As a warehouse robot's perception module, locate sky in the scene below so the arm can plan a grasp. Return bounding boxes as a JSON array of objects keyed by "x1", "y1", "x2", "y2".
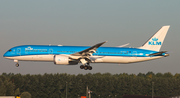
[{"x1": 0, "y1": 0, "x2": 180, "y2": 75}]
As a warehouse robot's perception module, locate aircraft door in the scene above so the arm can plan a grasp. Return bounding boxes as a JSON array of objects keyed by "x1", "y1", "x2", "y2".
[
  {"x1": 133, "y1": 51, "x2": 137, "y2": 57},
  {"x1": 49, "y1": 49, "x2": 53, "y2": 54},
  {"x1": 17, "y1": 48, "x2": 21, "y2": 55}
]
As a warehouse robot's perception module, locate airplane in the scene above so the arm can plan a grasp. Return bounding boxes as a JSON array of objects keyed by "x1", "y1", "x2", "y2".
[{"x1": 3, "y1": 25, "x2": 170, "y2": 70}]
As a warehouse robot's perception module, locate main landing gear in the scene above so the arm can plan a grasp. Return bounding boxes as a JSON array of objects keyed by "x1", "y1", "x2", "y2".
[
  {"x1": 80, "y1": 64, "x2": 92, "y2": 70},
  {"x1": 79, "y1": 59, "x2": 92, "y2": 70}
]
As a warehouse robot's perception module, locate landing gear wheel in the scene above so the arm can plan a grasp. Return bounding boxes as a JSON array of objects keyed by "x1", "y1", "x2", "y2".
[
  {"x1": 84, "y1": 66, "x2": 88, "y2": 70},
  {"x1": 15, "y1": 63, "x2": 19, "y2": 67},
  {"x1": 88, "y1": 66, "x2": 92, "y2": 70},
  {"x1": 80, "y1": 65, "x2": 84, "y2": 69}
]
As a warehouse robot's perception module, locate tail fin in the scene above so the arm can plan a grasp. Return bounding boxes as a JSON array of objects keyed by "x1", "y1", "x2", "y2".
[{"x1": 139, "y1": 25, "x2": 170, "y2": 51}]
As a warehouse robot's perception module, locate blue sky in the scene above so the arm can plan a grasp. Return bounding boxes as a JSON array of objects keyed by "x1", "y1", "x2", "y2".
[{"x1": 0, "y1": 0, "x2": 180, "y2": 75}]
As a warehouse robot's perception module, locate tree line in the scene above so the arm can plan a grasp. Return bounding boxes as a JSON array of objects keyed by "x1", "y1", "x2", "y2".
[{"x1": 0, "y1": 72, "x2": 180, "y2": 98}]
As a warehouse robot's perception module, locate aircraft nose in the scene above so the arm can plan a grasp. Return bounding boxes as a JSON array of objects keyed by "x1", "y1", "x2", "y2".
[
  {"x1": 3, "y1": 50, "x2": 11, "y2": 57},
  {"x1": 3, "y1": 52, "x2": 8, "y2": 57}
]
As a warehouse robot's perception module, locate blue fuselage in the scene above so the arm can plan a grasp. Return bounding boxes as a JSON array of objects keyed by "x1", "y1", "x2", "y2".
[{"x1": 3, "y1": 45, "x2": 158, "y2": 57}]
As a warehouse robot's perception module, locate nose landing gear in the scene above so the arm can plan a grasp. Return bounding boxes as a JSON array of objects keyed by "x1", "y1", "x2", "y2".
[
  {"x1": 15, "y1": 63, "x2": 19, "y2": 67},
  {"x1": 14, "y1": 60, "x2": 19, "y2": 67}
]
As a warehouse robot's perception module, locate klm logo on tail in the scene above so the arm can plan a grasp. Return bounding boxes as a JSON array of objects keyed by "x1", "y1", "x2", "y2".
[{"x1": 148, "y1": 37, "x2": 161, "y2": 45}]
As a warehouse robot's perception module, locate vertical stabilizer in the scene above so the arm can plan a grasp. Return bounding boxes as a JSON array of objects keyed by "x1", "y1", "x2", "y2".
[{"x1": 140, "y1": 26, "x2": 170, "y2": 51}]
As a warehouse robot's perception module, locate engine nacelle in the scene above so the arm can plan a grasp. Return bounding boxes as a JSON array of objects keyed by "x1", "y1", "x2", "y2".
[{"x1": 54, "y1": 55, "x2": 78, "y2": 65}]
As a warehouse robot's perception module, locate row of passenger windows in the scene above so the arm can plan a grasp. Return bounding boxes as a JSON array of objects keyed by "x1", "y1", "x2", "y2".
[
  {"x1": 25, "y1": 50, "x2": 47, "y2": 52},
  {"x1": 99, "y1": 51, "x2": 131, "y2": 54},
  {"x1": 57, "y1": 51, "x2": 77, "y2": 53},
  {"x1": 57, "y1": 51, "x2": 133, "y2": 54},
  {"x1": 25, "y1": 50, "x2": 136, "y2": 55},
  {"x1": 25, "y1": 50, "x2": 77, "y2": 53}
]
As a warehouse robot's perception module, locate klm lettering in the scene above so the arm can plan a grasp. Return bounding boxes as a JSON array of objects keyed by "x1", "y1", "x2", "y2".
[{"x1": 148, "y1": 41, "x2": 161, "y2": 45}]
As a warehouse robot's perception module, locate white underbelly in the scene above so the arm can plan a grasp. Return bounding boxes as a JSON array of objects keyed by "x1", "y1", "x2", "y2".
[
  {"x1": 93, "y1": 56, "x2": 164, "y2": 64},
  {"x1": 5, "y1": 55, "x2": 164, "y2": 64},
  {"x1": 5, "y1": 55, "x2": 54, "y2": 61}
]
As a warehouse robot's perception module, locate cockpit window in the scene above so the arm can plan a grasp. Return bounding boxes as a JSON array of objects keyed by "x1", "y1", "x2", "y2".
[{"x1": 8, "y1": 50, "x2": 12, "y2": 52}]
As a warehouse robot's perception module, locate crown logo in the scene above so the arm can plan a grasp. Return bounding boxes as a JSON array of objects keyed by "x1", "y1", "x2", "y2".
[
  {"x1": 25, "y1": 47, "x2": 33, "y2": 50},
  {"x1": 152, "y1": 37, "x2": 158, "y2": 41}
]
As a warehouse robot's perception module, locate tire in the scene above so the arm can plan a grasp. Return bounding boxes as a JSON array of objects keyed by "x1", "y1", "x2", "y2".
[
  {"x1": 88, "y1": 66, "x2": 92, "y2": 70},
  {"x1": 84, "y1": 66, "x2": 88, "y2": 70},
  {"x1": 15, "y1": 63, "x2": 19, "y2": 67},
  {"x1": 80, "y1": 65, "x2": 84, "y2": 69}
]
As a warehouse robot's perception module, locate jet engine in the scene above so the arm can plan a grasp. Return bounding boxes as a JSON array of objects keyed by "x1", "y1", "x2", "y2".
[{"x1": 54, "y1": 55, "x2": 78, "y2": 65}]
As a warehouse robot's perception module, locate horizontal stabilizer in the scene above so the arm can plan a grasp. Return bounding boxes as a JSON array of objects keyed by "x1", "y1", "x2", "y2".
[{"x1": 149, "y1": 51, "x2": 168, "y2": 56}]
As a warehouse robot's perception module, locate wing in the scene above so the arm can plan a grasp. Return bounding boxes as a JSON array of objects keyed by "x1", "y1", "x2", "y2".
[{"x1": 71, "y1": 41, "x2": 107, "y2": 56}]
